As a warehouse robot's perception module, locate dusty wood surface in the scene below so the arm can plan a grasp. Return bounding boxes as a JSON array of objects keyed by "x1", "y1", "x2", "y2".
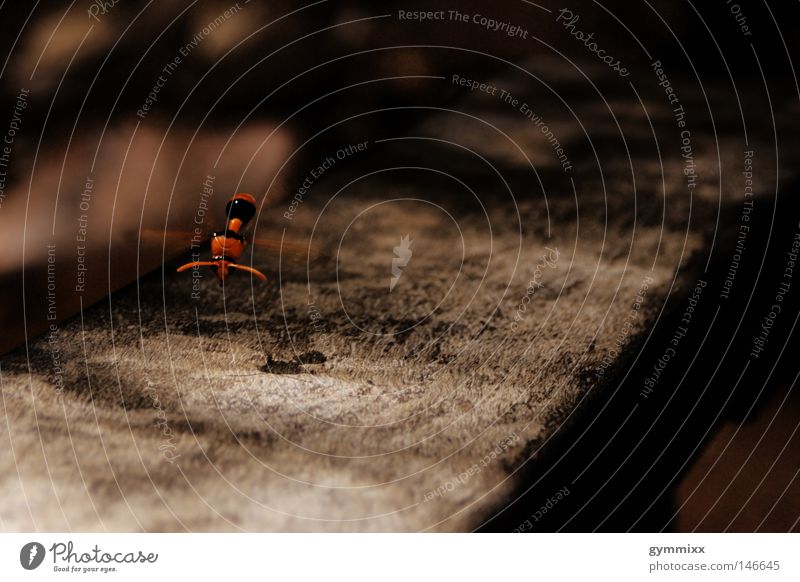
[{"x1": 1, "y1": 58, "x2": 794, "y2": 531}]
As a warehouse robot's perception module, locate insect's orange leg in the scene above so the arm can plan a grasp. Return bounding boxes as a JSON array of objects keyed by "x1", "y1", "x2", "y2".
[
  {"x1": 228, "y1": 263, "x2": 268, "y2": 281},
  {"x1": 177, "y1": 261, "x2": 218, "y2": 272}
]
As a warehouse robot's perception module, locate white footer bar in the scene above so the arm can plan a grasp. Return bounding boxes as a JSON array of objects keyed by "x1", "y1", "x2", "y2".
[{"x1": 1, "y1": 533, "x2": 796, "y2": 581}]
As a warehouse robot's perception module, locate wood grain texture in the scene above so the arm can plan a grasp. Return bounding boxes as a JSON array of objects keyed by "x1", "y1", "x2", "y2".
[{"x1": 1, "y1": 58, "x2": 791, "y2": 532}]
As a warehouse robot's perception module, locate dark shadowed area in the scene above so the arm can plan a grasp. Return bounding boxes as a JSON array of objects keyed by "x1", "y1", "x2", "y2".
[{"x1": 0, "y1": 1, "x2": 798, "y2": 532}]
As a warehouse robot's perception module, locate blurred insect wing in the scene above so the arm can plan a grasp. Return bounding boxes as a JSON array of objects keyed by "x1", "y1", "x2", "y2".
[
  {"x1": 141, "y1": 228, "x2": 209, "y2": 254},
  {"x1": 251, "y1": 236, "x2": 327, "y2": 263}
]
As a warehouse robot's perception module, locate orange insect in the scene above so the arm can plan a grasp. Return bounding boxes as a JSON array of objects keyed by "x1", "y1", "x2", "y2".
[
  {"x1": 176, "y1": 193, "x2": 268, "y2": 284},
  {"x1": 164, "y1": 192, "x2": 321, "y2": 286},
  {"x1": 169, "y1": 193, "x2": 327, "y2": 285}
]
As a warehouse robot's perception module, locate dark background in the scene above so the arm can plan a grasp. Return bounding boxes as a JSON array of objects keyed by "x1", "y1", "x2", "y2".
[{"x1": 1, "y1": 0, "x2": 798, "y2": 531}]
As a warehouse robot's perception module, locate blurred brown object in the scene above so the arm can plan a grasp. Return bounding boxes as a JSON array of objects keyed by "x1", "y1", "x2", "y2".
[
  {"x1": 0, "y1": 122, "x2": 292, "y2": 354},
  {"x1": 674, "y1": 376, "x2": 800, "y2": 532}
]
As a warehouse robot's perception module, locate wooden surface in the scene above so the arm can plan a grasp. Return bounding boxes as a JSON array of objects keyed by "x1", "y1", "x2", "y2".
[{"x1": 0, "y1": 56, "x2": 796, "y2": 532}]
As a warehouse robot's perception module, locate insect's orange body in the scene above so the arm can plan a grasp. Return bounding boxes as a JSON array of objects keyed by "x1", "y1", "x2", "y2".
[{"x1": 177, "y1": 193, "x2": 267, "y2": 285}]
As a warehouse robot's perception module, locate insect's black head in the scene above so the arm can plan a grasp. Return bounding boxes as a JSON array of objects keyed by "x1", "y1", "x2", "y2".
[{"x1": 225, "y1": 193, "x2": 257, "y2": 224}]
